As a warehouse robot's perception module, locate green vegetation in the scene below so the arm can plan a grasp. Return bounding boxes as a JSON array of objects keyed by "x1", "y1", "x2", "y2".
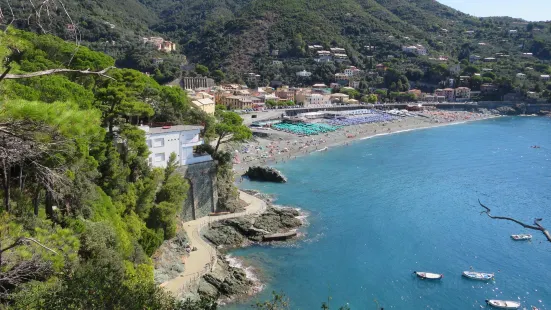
[
  {"x1": 6, "y1": 0, "x2": 551, "y2": 101},
  {"x1": 0, "y1": 28, "x2": 217, "y2": 308}
]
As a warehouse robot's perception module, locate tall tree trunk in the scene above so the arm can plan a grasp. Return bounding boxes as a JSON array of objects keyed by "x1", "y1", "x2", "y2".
[
  {"x1": 33, "y1": 188, "x2": 41, "y2": 216},
  {"x1": 1, "y1": 158, "x2": 11, "y2": 212},
  {"x1": 214, "y1": 134, "x2": 225, "y2": 153},
  {"x1": 45, "y1": 190, "x2": 53, "y2": 219}
]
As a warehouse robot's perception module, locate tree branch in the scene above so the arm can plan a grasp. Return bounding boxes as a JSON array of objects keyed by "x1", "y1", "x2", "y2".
[
  {"x1": 0, "y1": 66, "x2": 115, "y2": 81},
  {"x1": 478, "y1": 199, "x2": 551, "y2": 242}
]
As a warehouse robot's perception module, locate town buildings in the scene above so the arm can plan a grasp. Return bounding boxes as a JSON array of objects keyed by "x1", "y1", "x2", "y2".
[
  {"x1": 221, "y1": 96, "x2": 263, "y2": 110},
  {"x1": 189, "y1": 92, "x2": 216, "y2": 115},
  {"x1": 141, "y1": 125, "x2": 212, "y2": 168}
]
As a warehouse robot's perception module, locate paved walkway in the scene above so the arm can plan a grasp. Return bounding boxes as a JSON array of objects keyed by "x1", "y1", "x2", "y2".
[{"x1": 160, "y1": 191, "x2": 267, "y2": 297}]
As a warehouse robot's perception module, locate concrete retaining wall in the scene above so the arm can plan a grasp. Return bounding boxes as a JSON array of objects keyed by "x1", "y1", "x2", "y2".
[{"x1": 176, "y1": 161, "x2": 218, "y2": 221}]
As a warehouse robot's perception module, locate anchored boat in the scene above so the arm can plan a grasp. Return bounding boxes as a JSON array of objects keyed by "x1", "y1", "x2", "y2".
[
  {"x1": 462, "y1": 271, "x2": 494, "y2": 281},
  {"x1": 413, "y1": 271, "x2": 443, "y2": 280},
  {"x1": 486, "y1": 299, "x2": 521, "y2": 309},
  {"x1": 511, "y1": 234, "x2": 532, "y2": 241}
]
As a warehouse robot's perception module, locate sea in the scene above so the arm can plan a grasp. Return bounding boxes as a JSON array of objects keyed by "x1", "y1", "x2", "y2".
[{"x1": 226, "y1": 116, "x2": 551, "y2": 310}]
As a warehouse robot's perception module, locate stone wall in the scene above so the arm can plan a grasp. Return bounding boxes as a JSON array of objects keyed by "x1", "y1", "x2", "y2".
[{"x1": 176, "y1": 161, "x2": 218, "y2": 221}]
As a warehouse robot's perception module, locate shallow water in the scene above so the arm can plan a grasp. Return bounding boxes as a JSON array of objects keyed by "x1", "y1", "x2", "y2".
[{"x1": 227, "y1": 117, "x2": 551, "y2": 310}]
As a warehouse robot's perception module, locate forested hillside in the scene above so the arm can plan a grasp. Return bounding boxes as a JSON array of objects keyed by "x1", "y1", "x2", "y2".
[
  {"x1": 4, "y1": 0, "x2": 551, "y2": 89},
  {"x1": 0, "y1": 28, "x2": 217, "y2": 309}
]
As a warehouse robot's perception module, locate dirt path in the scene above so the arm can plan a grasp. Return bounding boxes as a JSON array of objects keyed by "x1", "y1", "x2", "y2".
[{"x1": 160, "y1": 191, "x2": 267, "y2": 297}]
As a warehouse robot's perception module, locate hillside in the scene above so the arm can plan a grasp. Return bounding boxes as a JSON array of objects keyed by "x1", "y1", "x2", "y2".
[{"x1": 4, "y1": 0, "x2": 551, "y2": 94}]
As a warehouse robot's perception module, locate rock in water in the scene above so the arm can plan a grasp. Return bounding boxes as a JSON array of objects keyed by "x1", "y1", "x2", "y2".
[{"x1": 244, "y1": 166, "x2": 287, "y2": 183}]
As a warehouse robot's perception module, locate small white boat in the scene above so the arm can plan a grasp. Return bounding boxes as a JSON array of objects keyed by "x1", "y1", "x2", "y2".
[
  {"x1": 413, "y1": 271, "x2": 443, "y2": 280},
  {"x1": 511, "y1": 234, "x2": 532, "y2": 241},
  {"x1": 486, "y1": 299, "x2": 521, "y2": 309},
  {"x1": 462, "y1": 271, "x2": 494, "y2": 281}
]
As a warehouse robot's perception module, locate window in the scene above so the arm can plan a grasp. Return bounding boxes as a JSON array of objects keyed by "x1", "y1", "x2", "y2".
[
  {"x1": 146, "y1": 139, "x2": 152, "y2": 148},
  {"x1": 154, "y1": 153, "x2": 165, "y2": 162},
  {"x1": 153, "y1": 138, "x2": 164, "y2": 147}
]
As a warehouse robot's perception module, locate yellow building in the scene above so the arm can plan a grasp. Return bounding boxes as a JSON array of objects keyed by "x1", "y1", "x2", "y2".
[{"x1": 191, "y1": 98, "x2": 215, "y2": 115}]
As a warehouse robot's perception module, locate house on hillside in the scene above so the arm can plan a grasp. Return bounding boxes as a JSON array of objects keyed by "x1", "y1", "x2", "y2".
[
  {"x1": 541, "y1": 75, "x2": 550, "y2": 81},
  {"x1": 455, "y1": 87, "x2": 471, "y2": 101},
  {"x1": 330, "y1": 47, "x2": 346, "y2": 54},
  {"x1": 516, "y1": 73, "x2": 526, "y2": 79},
  {"x1": 469, "y1": 55, "x2": 481, "y2": 63},
  {"x1": 316, "y1": 51, "x2": 332, "y2": 62},
  {"x1": 335, "y1": 73, "x2": 349, "y2": 81},
  {"x1": 141, "y1": 125, "x2": 212, "y2": 168},
  {"x1": 333, "y1": 53, "x2": 348, "y2": 63},
  {"x1": 142, "y1": 37, "x2": 176, "y2": 52},
  {"x1": 344, "y1": 66, "x2": 361, "y2": 77},
  {"x1": 296, "y1": 70, "x2": 312, "y2": 77},
  {"x1": 522, "y1": 53, "x2": 533, "y2": 58},
  {"x1": 376, "y1": 64, "x2": 386, "y2": 72},
  {"x1": 481, "y1": 83, "x2": 499, "y2": 93},
  {"x1": 402, "y1": 45, "x2": 427, "y2": 56}
]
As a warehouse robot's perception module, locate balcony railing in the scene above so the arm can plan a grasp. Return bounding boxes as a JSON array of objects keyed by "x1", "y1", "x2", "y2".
[{"x1": 181, "y1": 139, "x2": 204, "y2": 148}]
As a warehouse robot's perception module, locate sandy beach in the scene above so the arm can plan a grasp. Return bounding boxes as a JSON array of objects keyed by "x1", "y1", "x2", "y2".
[{"x1": 231, "y1": 111, "x2": 499, "y2": 176}]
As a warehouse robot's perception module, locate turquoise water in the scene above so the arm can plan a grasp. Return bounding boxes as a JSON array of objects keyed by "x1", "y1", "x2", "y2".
[{"x1": 228, "y1": 117, "x2": 551, "y2": 310}]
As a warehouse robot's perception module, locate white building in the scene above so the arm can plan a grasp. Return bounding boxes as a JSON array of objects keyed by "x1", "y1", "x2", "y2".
[
  {"x1": 304, "y1": 94, "x2": 330, "y2": 106},
  {"x1": 296, "y1": 70, "x2": 312, "y2": 77},
  {"x1": 402, "y1": 45, "x2": 427, "y2": 56},
  {"x1": 330, "y1": 47, "x2": 346, "y2": 53},
  {"x1": 141, "y1": 125, "x2": 212, "y2": 168},
  {"x1": 541, "y1": 75, "x2": 550, "y2": 81},
  {"x1": 516, "y1": 73, "x2": 526, "y2": 79}
]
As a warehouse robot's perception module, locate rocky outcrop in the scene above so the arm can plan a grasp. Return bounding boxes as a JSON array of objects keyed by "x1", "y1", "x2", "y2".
[
  {"x1": 203, "y1": 206, "x2": 302, "y2": 248},
  {"x1": 244, "y1": 166, "x2": 287, "y2": 183},
  {"x1": 254, "y1": 207, "x2": 301, "y2": 233},
  {"x1": 152, "y1": 230, "x2": 189, "y2": 284},
  {"x1": 496, "y1": 106, "x2": 520, "y2": 115},
  {"x1": 197, "y1": 256, "x2": 254, "y2": 300}
]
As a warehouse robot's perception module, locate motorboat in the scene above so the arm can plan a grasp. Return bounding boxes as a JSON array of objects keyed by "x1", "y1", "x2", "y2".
[
  {"x1": 462, "y1": 271, "x2": 494, "y2": 281},
  {"x1": 511, "y1": 234, "x2": 532, "y2": 241},
  {"x1": 413, "y1": 271, "x2": 443, "y2": 280},
  {"x1": 486, "y1": 299, "x2": 521, "y2": 309}
]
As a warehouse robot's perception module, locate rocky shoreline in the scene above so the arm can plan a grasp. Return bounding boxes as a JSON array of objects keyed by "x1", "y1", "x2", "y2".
[
  {"x1": 196, "y1": 191, "x2": 303, "y2": 302},
  {"x1": 158, "y1": 190, "x2": 303, "y2": 303}
]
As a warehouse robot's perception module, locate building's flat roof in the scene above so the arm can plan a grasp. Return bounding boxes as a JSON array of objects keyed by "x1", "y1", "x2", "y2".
[
  {"x1": 192, "y1": 98, "x2": 215, "y2": 106},
  {"x1": 147, "y1": 125, "x2": 203, "y2": 134}
]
